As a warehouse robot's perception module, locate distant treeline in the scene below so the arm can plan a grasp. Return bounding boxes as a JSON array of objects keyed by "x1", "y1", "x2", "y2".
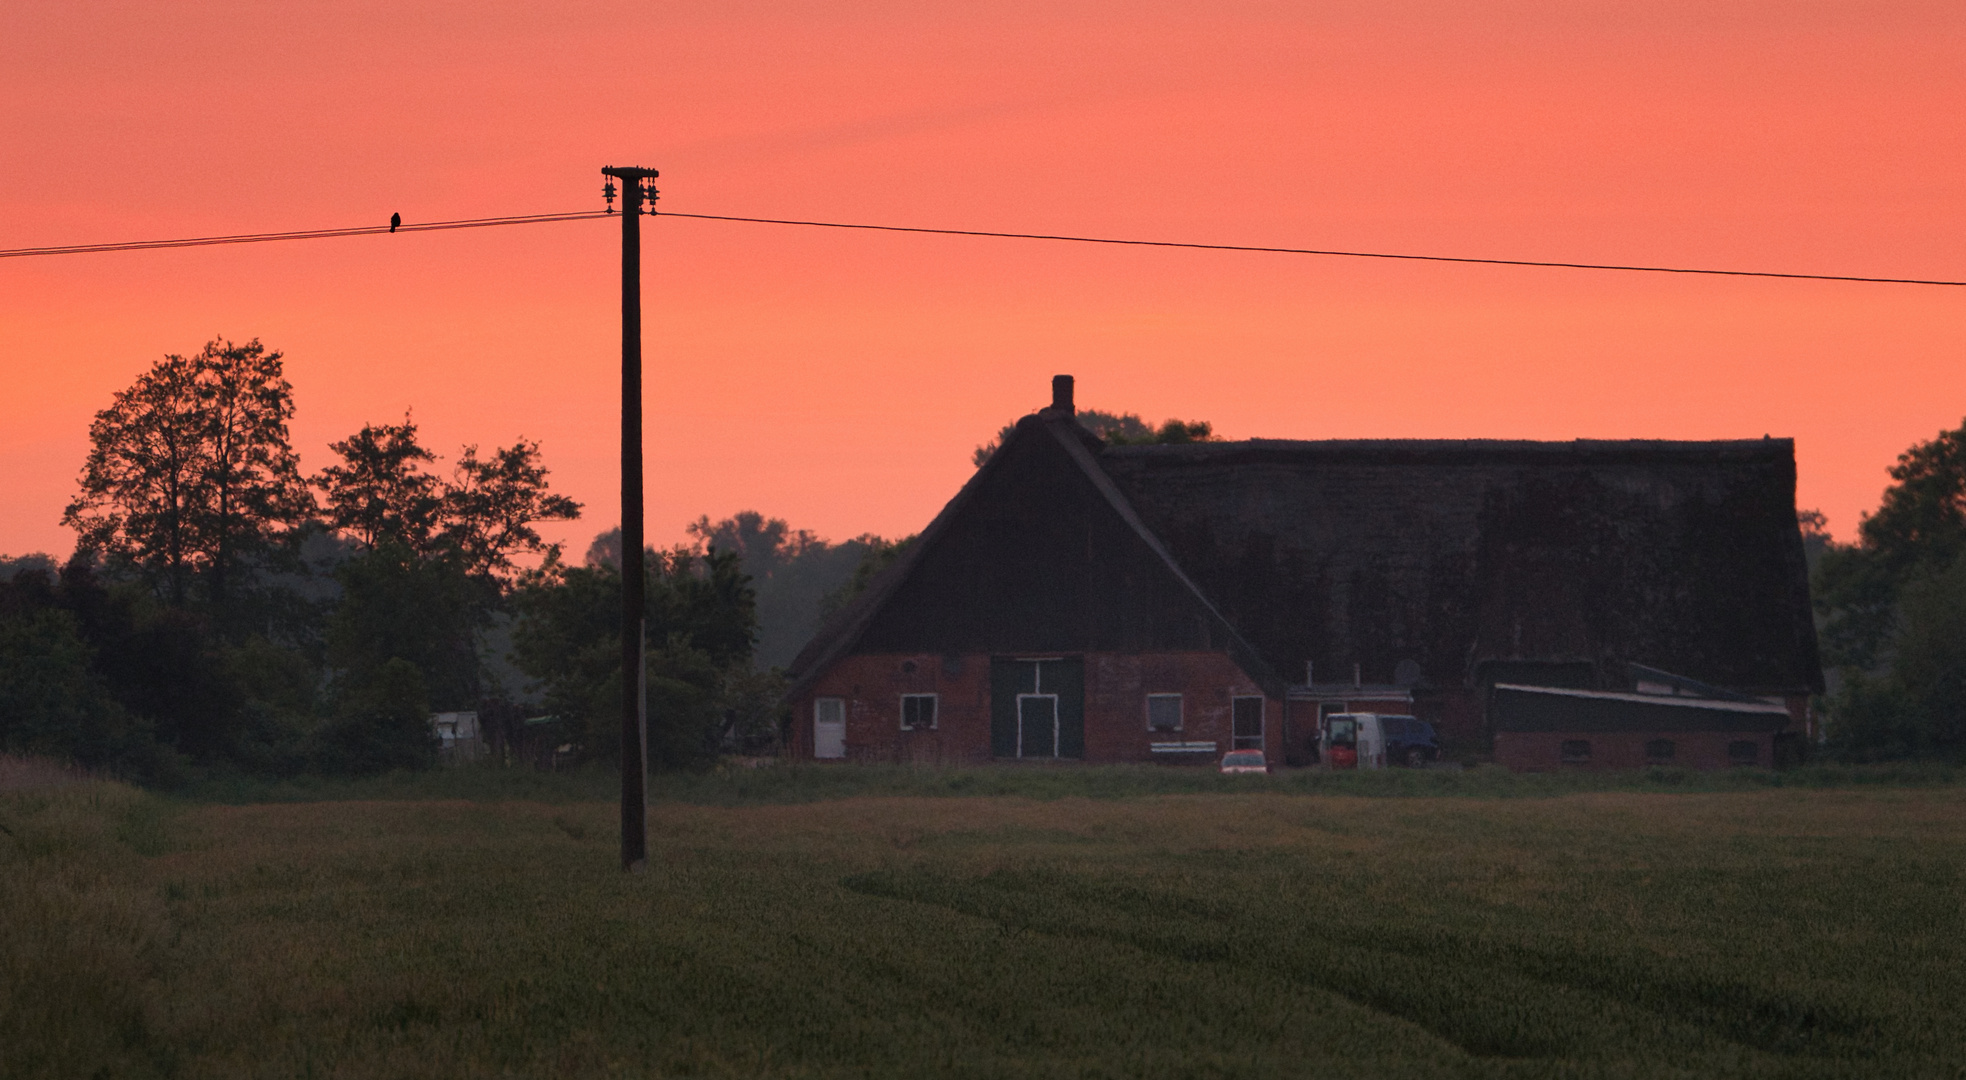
[
  {"x1": 1809, "y1": 419, "x2": 1966, "y2": 761},
  {"x1": 0, "y1": 336, "x2": 904, "y2": 785}
]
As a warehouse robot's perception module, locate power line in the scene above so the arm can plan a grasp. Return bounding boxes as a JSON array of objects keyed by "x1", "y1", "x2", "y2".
[
  {"x1": 3, "y1": 204, "x2": 1961, "y2": 287},
  {"x1": 0, "y1": 210, "x2": 607, "y2": 258},
  {"x1": 657, "y1": 212, "x2": 1966, "y2": 288}
]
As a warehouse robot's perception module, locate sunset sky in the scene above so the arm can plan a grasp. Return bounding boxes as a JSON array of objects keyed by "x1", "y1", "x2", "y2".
[{"x1": 4, "y1": 0, "x2": 1963, "y2": 563}]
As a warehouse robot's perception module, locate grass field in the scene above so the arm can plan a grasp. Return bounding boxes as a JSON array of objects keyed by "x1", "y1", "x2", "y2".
[{"x1": 5, "y1": 765, "x2": 1965, "y2": 1079}]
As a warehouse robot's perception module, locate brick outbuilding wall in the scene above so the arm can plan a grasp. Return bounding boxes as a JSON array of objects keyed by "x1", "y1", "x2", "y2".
[
  {"x1": 793, "y1": 651, "x2": 1275, "y2": 765},
  {"x1": 1494, "y1": 729, "x2": 1775, "y2": 771}
]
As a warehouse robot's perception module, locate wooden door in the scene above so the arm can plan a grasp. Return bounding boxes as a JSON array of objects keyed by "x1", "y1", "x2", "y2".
[{"x1": 991, "y1": 658, "x2": 1084, "y2": 759}]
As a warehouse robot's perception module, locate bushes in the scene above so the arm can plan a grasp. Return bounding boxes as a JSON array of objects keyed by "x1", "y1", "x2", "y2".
[
  {"x1": 0, "y1": 569, "x2": 174, "y2": 779},
  {"x1": 312, "y1": 658, "x2": 438, "y2": 775},
  {"x1": 1814, "y1": 418, "x2": 1966, "y2": 761},
  {"x1": 1825, "y1": 552, "x2": 1966, "y2": 761},
  {"x1": 510, "y1": 546, "x2": 763, "y2": 769}
]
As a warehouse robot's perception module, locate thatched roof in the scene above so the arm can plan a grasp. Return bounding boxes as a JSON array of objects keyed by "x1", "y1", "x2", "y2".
[{"x1": 788, "y1": 412, "x2": 1821, "y2": 700}]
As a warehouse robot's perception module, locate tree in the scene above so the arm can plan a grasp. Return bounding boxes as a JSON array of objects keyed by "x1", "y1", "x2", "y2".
[
  {"x1": 0, "y1": 558, "x2": 208, "y2": 776},
  {"x1": 818, "y1": 535, "x2": 916, "y2": 619},
  {"x1": 314, "y1": 416, "x2": 443, "y2": 551},
  {"x1": 64, "y1": 338, "x2": 312, "y2": 611},
  {"x1": 972, "y1": 408, "x2": 1218, "y2": 467},
  {"x1": 510, "y1": 543, "x2": 758, "y2": 767},
  {"x1": 1827, "y1": 553, "x2": 1966, "y2": 761},
  {"x1": 0, "y1": 568, "x2": 138, "y2": 768},
  {"x1": 315, "y1": 424, "x2": 578, "y2": 576},
  {"x1": 1816, "y1": 418, "x2": 1966, "y2": 671},
  {"x1": 438, "y1": 440, "x2": 582, "y2": 579},
  {"x1": 683, "y1": 512, "x2": 890, "y2": 668},
  {"x1": 310, "y1": 656, "x2": 437, "y2": 775},
  {"x1": 1886, "y1": 554, "x2": 1966, "y2": 756},
  {"x1": 1816, "y1": 418, "x2": 1966, "y2": 759},
  {"x1": 1858, "y1": 419, "x2": 1966, "y2": 577},
  {"x1": 312, "y1": 426, "x2": 580, "y2": 714},
  {"x1": 325, "y1": 541, "x2": 485, "y2": 710}
]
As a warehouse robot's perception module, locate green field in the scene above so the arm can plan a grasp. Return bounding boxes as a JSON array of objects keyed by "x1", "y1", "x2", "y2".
[{"x1": 6, "y1": 766, "x2": 1965, "y2": 1079}]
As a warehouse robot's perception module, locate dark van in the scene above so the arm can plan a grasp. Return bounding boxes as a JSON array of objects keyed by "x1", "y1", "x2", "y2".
[{"x1": 1380, "y1": 715, "x2": 1440, "y2": 767}]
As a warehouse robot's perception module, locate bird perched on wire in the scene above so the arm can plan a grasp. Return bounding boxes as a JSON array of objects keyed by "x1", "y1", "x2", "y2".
[{"x1": 389, "y1": 213, "x2": 401, "y2": 233}]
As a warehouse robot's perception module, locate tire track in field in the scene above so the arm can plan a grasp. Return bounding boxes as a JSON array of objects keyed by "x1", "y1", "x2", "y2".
[{"x1": 839, "y1": 867, "x2": 1885, "y2": 1064}]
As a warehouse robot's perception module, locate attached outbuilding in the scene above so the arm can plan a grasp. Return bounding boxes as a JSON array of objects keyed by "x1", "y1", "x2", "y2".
[
  {"x1": 785, "y1": 376, "x2": 1821, "y2": 767},
  {"x1": 1490, "y1": 681, "x2": 1792, "y2": 770}
]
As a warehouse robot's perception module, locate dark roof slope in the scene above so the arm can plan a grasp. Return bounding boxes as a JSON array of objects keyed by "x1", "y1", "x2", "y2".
[
  {"x1": 1099, "y1": 438, "x2": 1822, "y2": 694},
  {"x1": 787, "y1": 413, "x2": 1285, "y2": 697}
]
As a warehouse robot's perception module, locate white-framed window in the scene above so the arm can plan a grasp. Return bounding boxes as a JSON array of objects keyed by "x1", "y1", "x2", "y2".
[
  {"x1": 1146, "y1": 693, "x2": 1183, "y2": 732},
  {"x1": 901, "y1": 693, "x2": 938, "y2": 730}
]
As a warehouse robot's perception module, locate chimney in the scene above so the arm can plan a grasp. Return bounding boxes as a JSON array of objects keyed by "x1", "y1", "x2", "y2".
[{"x1": 1051, "y1": 374, "x2": 1075, "y2": 415}]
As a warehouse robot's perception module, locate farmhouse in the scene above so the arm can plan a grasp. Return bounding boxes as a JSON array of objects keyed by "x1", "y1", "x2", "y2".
[{"x1": 785, "y1": 376, "x2": 1821, "y2": 768}]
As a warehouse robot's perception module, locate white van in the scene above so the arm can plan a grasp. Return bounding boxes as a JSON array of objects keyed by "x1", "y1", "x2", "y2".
[{"x1": 1320, "y1": 712, "x2": 1391, "y2": 770}]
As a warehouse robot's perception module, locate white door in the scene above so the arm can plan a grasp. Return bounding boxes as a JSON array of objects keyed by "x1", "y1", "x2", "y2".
[
  {"x1": 814, "y1": 697, "x2": 846, "y2": 759},
  {"x1": 1016, "y1": 693, "x2": 1059, "y2": 758}
]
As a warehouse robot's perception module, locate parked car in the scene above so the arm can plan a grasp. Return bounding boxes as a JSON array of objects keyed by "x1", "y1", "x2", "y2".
[
  {"x1": 1379, "y1": 715, "x2": 1439, "y2": 768},
  {"x1": 1220, "y1": 749, "x2": 1271, "y2": 774}
]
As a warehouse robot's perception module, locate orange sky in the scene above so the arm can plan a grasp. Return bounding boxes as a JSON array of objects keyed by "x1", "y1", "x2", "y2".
[{"x1": 4, "y1": 0, "x2": 1963, "y2": 562}]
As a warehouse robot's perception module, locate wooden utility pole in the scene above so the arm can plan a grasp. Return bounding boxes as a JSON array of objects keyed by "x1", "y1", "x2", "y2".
[{"x1": 603, "y1": 165, "x2": 658, "y2": 872}]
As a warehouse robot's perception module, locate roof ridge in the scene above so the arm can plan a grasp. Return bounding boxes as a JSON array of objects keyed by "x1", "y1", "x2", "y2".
[
  {"x1": 781, "y1": 413, "x2": 1036, "y2": 693},
  {"x1": 1043, "y1": 418, "x2": 1288, "y2": 696},
  {"x1": 1104, "y1": 436, "x2": 1794, "y2": 454}
]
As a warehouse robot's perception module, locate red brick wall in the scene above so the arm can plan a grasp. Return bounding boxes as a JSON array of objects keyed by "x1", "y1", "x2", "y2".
[
  {"x1": 1494, "y1": 729, "x2": 1776, "y2": 771},
  {"x1": 1431, "y1": 690, "x2": 1487, "y2": 746},
  {"x1": 792, "y1": 651, "x2": 1275, "y2": 764}
]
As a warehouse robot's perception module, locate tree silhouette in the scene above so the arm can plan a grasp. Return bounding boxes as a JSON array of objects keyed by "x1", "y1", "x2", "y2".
[
  {"x1": 63, "y1": 338, "x2": 312, "y2": 610},
  {"x1": 315, "y1": 416, "x2": 444, "y2": 551},
  {"x1": 436, "y1": 439, "x2": 582, "y2": 580},
  {"x1": 1859, "y1": 418, "x2": 1966, "y2": 576},
  {"x1": 972, "y1": 408, "x2": 1215, "y2": 467}
]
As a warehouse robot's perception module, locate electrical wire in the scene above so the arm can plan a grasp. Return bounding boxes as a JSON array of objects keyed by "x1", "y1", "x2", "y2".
[
  {"x1": 3, "y1": 204, "x2": 1961, "y2": 287},
  {"x1": 656, "y1": 212, "x2": 1966, "y2": 288},
  {"x1": 0, "y1": 210, "x2": 608, "y2": 258}
]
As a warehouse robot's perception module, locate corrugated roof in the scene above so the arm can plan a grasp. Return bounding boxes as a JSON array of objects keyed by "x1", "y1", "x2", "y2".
[{"x1": 1491, "y1": 684, "x2": 1790, "y2": 733}]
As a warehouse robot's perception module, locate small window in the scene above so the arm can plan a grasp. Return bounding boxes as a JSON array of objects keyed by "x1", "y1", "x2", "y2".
[
  {"x1": 1232, "y1": 696, "x2": 1265, "y2": 750},
  {"x1": 1728, "y1": 740, "x2": 1758, "y2": 765},
  {"x1": 1146, "y1": 694, "x2": 1183, "y2": 732},
  {"x1": 1645, "y1": 738, "x2": 1676, "y2": 762},
  {"x1": 1560, "y1": 739, "x2": 1592, "y2": 764},
  {"x1": 900, "y1": 694, "x2": 937, "y2": 730}
]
